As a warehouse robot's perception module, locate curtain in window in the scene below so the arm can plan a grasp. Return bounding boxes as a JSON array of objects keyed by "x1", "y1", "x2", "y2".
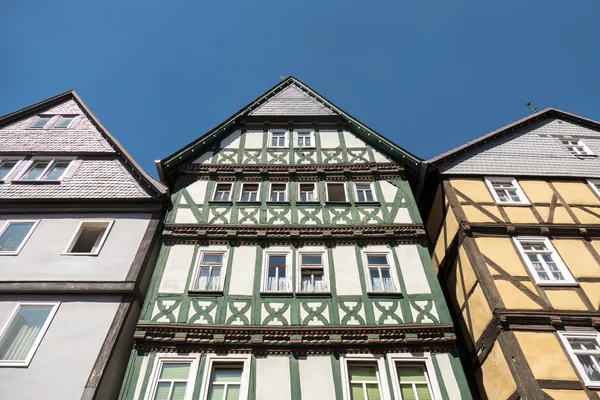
[
  {"x1": 0, "y1": 305, "x2": 52, "y2": 361},
  {"x1": 577, "y1": 354, "x2": 600, "y2": 381}
]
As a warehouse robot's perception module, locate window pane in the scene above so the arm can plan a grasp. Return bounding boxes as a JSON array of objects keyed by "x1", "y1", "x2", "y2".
[
  {"x1": 349, "y1": 365, "x2": 378, "y2": 381},
  {"x1": 214, "y1": 368, "x2": 242, "y2": 383},
  {"x1": 351, "y1": 383, "x2": 365, "y2": 400},
  {"x1": 400, "y1": 384, "x2": 417, "y2": 400},
  {"x1": 160, "y1": 363, "x2": 191, "y2": 379},
  {"x1": 21, "y1": 162, "x2": 49, "y2": 180},
  {"x1": 367, "y1": 254, "x2": 388, "y2": 265},
  {"x1": 171, "y1": 382, "x2": 187, "y2": 400},
  {"x1": 370, "y1": 269, "x2": 382, "y2": 291},
  {"x1": 55, "y1": 117, "x2": 74, "y2": 128},
  {"x1": 398, "y1": 365, "x2": 426, "y2": 382},
  {"x1": 327, "y1": 183, "x2": 346, "y2": 201},
  {"x1": 0, "y1": 305, "x2": 53, "y2": 361},
  {"x1": 32, "y1": 116, "x2": 51, "y2": 128},
  {"x1": 70, "y1": 225, "x2": 107, "y2": 253},
  {"x1": 416, "y1": 385, "x2": 433, "y2": 400},
  {"x1": 202, "y1": 254, "x2": 224, "y2": 264},
  {"x1": 365, "y1": 384, "x2": 381, "y2": 400},
  {"x1": 153, "y1": 382, "x2": 171, "y2": 400},
  {"x1": 0, "y1": 222, "x2": 35, "y2": 253},
  {"x1": 568, "y1": 338, "x2": 600, "y2": 351},
  {"x1": 226, "y1": 385, "x2": 240, "y2": 400},
  {"x1": 301, "y1": 254, "x2": 322, "y2": 265},
  {"x1": 269, "y1": 255, "x2": 286, "y2": 267},
  {"x1": 576, "y1": 354, "x2": 600, "y2": 381},
  {"x1": 198, "y1": 267, "x2": 210, "y2": 290},
  {"x1": 209, "y1": 385, "x2": 224, "y2": 400},
  {"x1": 0, "y1": 161, "x2": 17, "y2": 179},
  {"x1": 43, "y1": 161, "x2": 70, "y2": 180}
]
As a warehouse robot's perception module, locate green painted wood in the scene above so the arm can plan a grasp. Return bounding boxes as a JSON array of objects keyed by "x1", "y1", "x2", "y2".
[
  {"x1": 191, "y1": 354, "x2": 207, "y2": 400},
  {"x1": 431, "y1": 354, "x2": 450, "y2": 400},
  {"x1": 137, "y1": 352, "x2": 156, "y2": 400},
  {"x1": 289, "y1": 355, "x2": 302, "y2": 400},
  {"x1": 353, "y1": 245, "x2": 375, "y2": 324},
  {"x1": 448, "y1": 351, "x2": 473, "y2": 399},
  {"x1": 117, "y1": 349, "x2": 140, "y2": 400},
  {"x1": 330, "y1": 354, "x2": 344, "y2": 400}
]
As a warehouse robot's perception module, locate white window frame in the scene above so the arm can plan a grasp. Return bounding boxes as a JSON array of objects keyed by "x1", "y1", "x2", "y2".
[
  {"x1": 268, "y1": 182, "x2": 288, "y2": 202},
  {"x1": 562, "y1": 138, "x2": 594, "y2": 156},
  {"x1": 513, "y1": 236, "x2": 577, "y2": 286},
  {"x1": 238, "y1": 182, "x2": 261, "y2": 202},
  {"x1": 198, "y1": 353, "x2": 252, "y2": 400},
  {"x1": 297, "y1": 251, "x2": 329, "y2": 293},
  {"x1": 294, "y1": 130, "x2": 315, "y2": 148},
  {"x1": 340, "y1": 353, "x2": 391, "y2": 400},
  {"x1": 362, "y1": 251, "x2": 400, "y2": 293},
  {"x1": 325, "y1": 182, "x2": 348, "y2": 202},
  {"x1": 62, "y1": 220, "x2": 114, "y2": 256},
  {"x1": 298, "y1": 182, "x2": 318, "y2": 202},
  {"x1": 0, "y1": 220, "x2": 40, "y2": 255},
  {"x1": 588, "y1": 179, "x2": 600, "y2": 198},
  {"x1": 190, "y1": 250, "x2": 228, "y2": 292},
  {"x1": 558, "y1": 331, "x2": 600, "y2": 389},
  {"x1": 0, "y1": 302, "x2": 60, "y2": 367},
  {"x1": 29, "y1": 115, "x2": 53, "y2": 129},
  {"x1": 144, "y1": 354, "x2": 201, "y2": 400},
  {"x1": 354, "y1": 182, "x2": 377, "y2": 202},
  {"x1": 14, "y1": 157, "x2": 75, "y2": 182},
  {"x1": 386, "y1": 353, "x2": 443, "y2": 400},
  {"x1": 53, "y1": 115, "x2": 75, "y2": 129},
  {"x1": 0, "y1": 157, "x2": 24, "y2": 181},
  {"x1": 268, "y1": 130, "x2": 289, "y2": 148},
  {"x1": 211, "y1": 183, "x2": 233, "y2": 202},
  {"x1": 484, "y1": 176, "x2": 530, "y2": 205},
  {"x1": 261, "y1": 251, "x2": 292, "y2": 293}
]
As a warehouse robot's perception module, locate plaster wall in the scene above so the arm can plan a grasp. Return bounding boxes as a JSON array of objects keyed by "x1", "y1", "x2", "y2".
[
  {"x1": 515, "y1": 331, "x2": 578, "y2": 381},
  {"x1": 228, "y1": 245, "x2": 257, "y2": 296},
  {"x1": 477, "y1": 340, "x2": 516, "y2": 400},
  {"x1": 298, "y1": 356, "x2": 337, "y2": 400},
  {"x1": 332, "y1": 245, "x2": 362, "y2": 295},
  {"x1": 255, "y1": 356, "x2": 291, "y2": 400},
  {"x1": 0, "y1": 213, "x2": 150, "y2": 281}
]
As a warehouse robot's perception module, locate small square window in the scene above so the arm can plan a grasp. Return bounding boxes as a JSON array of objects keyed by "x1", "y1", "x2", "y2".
[
  {"x1": 64, "y1": 220, "x2": 113, "y2": 255},
  {"x1": 239, "y1": 183, "x2": 260, "y2": 202},
  {"x1": 355, "y1": 183, "x2": 375, "y2": 202},
  {"x1": 562, "y1": 138, "x2": 594, "y2": 156},
  {"x1": 0, "y1": 158, "x2": 21, "y2": 180},
  {"x1": 514, "y1": 237, "x2": 576, "y2": 285},
  {"x1": 0, "y1": 221, "x2": 39, "y2": 255},
  {"x1": 326, "y1": 183, "x2": 347, "y2": 202},
  {"x1": 265, "y1": 254, "x2": 289, "y2": 292},
  {"x1": 18, "y1": 159, "x2": 72, "y2": 181},
  {"x1": 296, "y1": 131, "x2": 313, "y2": 148},
  {"x1": 54, "y1": 116, "x2": 75, "y2": 128},
  {"x1": 299, "y1": 183, "x2": 317, "y2": 202},
  {"x1": 30, "y1": 116, "x2": 52, "y2": 128},
  {"x1": 213, "y1": 183, "x2": 232, "y2": 201},
  {"x1": 0, "y1": 303, "x2": 59, "y2": 366},
  {"x1": 194, "y1": 252, "x2": 225, "y2": 291},
  {"x1": 485, "y1": 177, "x2": 529, "y2": 204},
  {"x1": 269, "y1": 183, "x2": 287, "y2": 202},
  {"x1": 270, "y1": 131, "x2": 287, "y2": 148},
  {"x1": 366, "y1": 253, "x2": 395, "y2": 292}
]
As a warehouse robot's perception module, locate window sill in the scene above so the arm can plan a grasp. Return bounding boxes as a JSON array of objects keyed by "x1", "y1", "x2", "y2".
[
  {"x1": 260, "y1": 291, "x2": 293, "y2": 297},
  {"x1": 61, "y1": 252, "x2": 100, "y2": 256},
  {"x1": 297, "y1": 201, "x2": 320, "y2": 205},
  {"x1": 10, "y1": 180, "x2": 62, "y2": 185},
  {"x1": 0, "y1": 252, "x2": 19, "y2": 256},
  {"x1": 325, "y1": 201, "x2": 351, "y2": 206},
  {"x1": 497, "y1": 202, "x2": 531, "y2": 207},
  {"x1": 188, "y1": 290, "x2": 224, "y2": 296},
  {"x1": 355, "y1": 201, "x2": 381, "y2": 206},
  {"x1": 536, "y1": 281, "x2": 579, "y2": 287},
  {"x1": 295, "y1": 146, "x2": 316, "y2": 150},
  {"x1": 367, "y1": 291, "x2": 403, "y2": 298},
  {"x1": 208, "y1": 201, "x2": 233, "y2": 205},
  {"x1": 575, "y1": 154, "x2": 598, "y2": 158},
  {"x1": 266, "y1": 201, "x2": 291, "y2": 205},
  {"x1": 237, "y1": 201, "x2": 261, "y2": 205},
  {"x1": 295, "y1": 292, "x2": 331, "y2": 298}
]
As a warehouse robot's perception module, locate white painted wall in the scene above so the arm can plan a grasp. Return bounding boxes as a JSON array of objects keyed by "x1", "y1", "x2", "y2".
[
  {"x1": 220, "y1": 130, "x2": 242, "y2": 149},
  {"x1": 298, "y1": 356, "x2": 336, "y2": 400},
  {"x1": 228, "y1": 246, "x2": 256, "y2": 296},
  {"x1": 332, "y1": 246, "x2": 362, "y2": 295},
  {"x1": 395, "y1": 245, "x2": 431, "y2": 295},
  {"x1": 255, "y1": 356, "x2": 291, "y2": 400},
  {"x1": 185, "y1": 180, "x2": 209, "y2": 204},
  {"x1": 0, "y1": 213, "x2": 150, "y2": 281},
  {"x1": 319, "y1": 129, "x2": 340, "y2": 148},
  {"x1": 379, "y1": 181, "x2": 398, "y2": 203},
  {"x1": 159, "y1": 245, "x2": 195, "y2": 294},
  {"x1": 244, "y1": 130, "x2": 264, "y2": 148}
]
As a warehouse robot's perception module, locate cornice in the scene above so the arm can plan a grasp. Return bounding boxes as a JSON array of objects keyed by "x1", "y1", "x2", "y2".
[
  {"x1": 176, "y1": 162, "x2": 404, "y2": 182},
  {"x1": 163, "y1": 224, "x2": 427, "y2": 245},
  {"x1": 133, "y1": 324, "x2": 456, "y2": 354},
  {"x1": 462, "y1": 221, "x2": 600, "y2": 239}
]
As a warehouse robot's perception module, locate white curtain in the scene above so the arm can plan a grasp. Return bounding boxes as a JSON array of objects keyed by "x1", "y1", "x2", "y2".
[{"x1": 0, "y1": 305, "x2": 52, "y2": 361}]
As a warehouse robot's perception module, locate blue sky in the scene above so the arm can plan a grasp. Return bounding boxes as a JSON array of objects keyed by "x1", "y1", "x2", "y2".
[{"x1": 2, "y1": 1, "x2": 600, "y2": 176}]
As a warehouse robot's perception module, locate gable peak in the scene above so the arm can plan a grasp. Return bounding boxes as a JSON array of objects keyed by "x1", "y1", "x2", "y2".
[{"x1": 248, "y1": 80, "x2": 336, "y2": 117}]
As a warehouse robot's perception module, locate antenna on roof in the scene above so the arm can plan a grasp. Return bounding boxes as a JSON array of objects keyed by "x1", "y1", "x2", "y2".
[{"x1": 525, "y1": 102, "x2": 538, "y2": 113}]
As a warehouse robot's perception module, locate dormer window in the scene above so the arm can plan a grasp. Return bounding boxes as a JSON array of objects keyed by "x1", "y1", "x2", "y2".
[
  {"x1": 29, "y1": 115, "x2": 75, "y2": 129},
  {"x1": 54, "y1": 116, "x2": 74, "y2": 128},
  {"x1": 17, "y1": 158, "x2": 73, "y2": 181},
  {"x1": 562, "y1": 138, "x2": 593, "y2": 156},
  {"x1": 30, "y1": 116, "x2": 52, "y2": 129}
]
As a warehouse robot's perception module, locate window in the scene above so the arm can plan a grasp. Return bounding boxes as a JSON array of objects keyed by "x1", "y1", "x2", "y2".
[
  {"x1": 299, "y1": 183, "x2": 317, "y2": 202},
  {"x1": 199, "y1": 354, "x2": 251, "y2": 400},
  {"x1": 0, "y1": 158, "x2": 21, "y2": 180},
  {"x1": 213, "y1": 183, "x2": 232, "y2": 201},
  {"x1": 18, "y1": 159, "x2": 72, "y2": 181},
  {"x1": 347, "y1": 363, "x2": 383, "y2": 400},
  {"x1": 560, "y1": 332, "x2": 600, "y2": 388},
  {"x1": 299, "y1": 253, "x2": 327, "y2": 292},
  {"x1": 355, "y1": 183, "x2": 375, "y2": 202},
  {"x1": 54, "y1": 116, "x2": 74, "y2": 128},
  {"x1": 562, "y1": 138, "x2": 593, "y2": 156},
  {"x1": 0, "y1": 303, "x2": 59, "y2": 366},
  {"x1": 514, "y1": 237, "x2": 576, "y2": 285},
  {"x1": 146, "y1": 356, "x2": 200, "y2": 400},
  {"x1": 64, "y1": 220, "x2": 113, "y2": 255},
  {"x1": 239, "y1": 183, "x2": 260, "y2": 202},
  {"x1": 396, "y1": 364, "x2": 434, "y2": 400},
  {"x1": 269, "y1": 131, "x2": 287, "y2": 148},
  {"x1": 193, "y1": 253, "x2": 225, "y2": 291},
  {"x1": 484, "y1": 177, "x2": 529, "y2": 204},
  {"x1": 0, "y1": 221, "x2": 39, "y2": 255},
  {"x1": 30, "y1": 116, "x2": 52, "y2": 128},
  {"x1": 295, "y1": 131, "x2": 314, "y2": 148},
  {"x1": 588, "y1": 179, "x2": 600, "y2": 198},
  {"x1": 366, "y1": 253, "x2": 395, "y2": 292},
  {"x1": 326, "y1": 183, "x2": 347, "y2": 202},
  {"x1": 264, "y1": 254, "x2": 289, "y2": 292},
  {"x1": 269, "y1": 183, "x2": 287, "y2": 202}
]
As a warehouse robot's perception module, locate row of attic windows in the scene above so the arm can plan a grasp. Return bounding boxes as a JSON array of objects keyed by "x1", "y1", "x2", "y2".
[{"x1": 28, "y1": 115, "x2": 75, "y2": 129}]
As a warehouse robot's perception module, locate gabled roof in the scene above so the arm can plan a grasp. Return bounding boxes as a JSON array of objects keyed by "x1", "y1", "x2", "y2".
[
  {"x1": 0, "y1": 90, "x2": 167, "y2": 196},
  {"x1": 428, "y1": 108, "x2": 600, "y2": 167},
  {"x1": 159, "y1": 76, "x2": 422, "y2": 183}
]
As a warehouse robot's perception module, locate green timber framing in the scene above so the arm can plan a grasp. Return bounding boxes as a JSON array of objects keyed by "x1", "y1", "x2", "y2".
[{"x1": 119, "y1": 77, "x2": 471, "y2": 400}]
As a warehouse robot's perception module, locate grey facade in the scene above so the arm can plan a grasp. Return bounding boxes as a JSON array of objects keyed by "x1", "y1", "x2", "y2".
[{"x1": 0, "y1": 91, "x2": 166, "y2": 400}]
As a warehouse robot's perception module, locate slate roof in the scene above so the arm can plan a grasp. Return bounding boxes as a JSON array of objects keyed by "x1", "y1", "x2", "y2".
[{"x1": 249, "y1": 84, "x2": 336, "y2": 116}]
